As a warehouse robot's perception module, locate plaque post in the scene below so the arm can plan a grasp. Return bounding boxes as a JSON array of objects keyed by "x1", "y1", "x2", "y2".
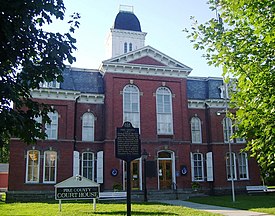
[{"x1": 115, "y1": 122, "x2": 141, "y2": 216}]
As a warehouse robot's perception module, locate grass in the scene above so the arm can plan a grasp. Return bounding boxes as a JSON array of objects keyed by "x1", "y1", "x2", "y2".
[
  {"x1": 0, "y1": 201, "x2": 220, "y2": 216},
  {"x1": 188, "y1": 193, "x2": 275, "y2": 215}
]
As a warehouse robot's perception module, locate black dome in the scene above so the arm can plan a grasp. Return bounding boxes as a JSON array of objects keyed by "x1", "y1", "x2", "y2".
[{"x1": 114, "y1": 11, "x2": 141, "y2": 32}]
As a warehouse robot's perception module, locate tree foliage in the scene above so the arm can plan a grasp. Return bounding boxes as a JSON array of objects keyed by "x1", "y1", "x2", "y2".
[
  {"x1": 0, "y1": 0, "x2": 79, "y2": 144},
  {"x1": 186, "y1": 0, "x2": 275, "y2": 172}
]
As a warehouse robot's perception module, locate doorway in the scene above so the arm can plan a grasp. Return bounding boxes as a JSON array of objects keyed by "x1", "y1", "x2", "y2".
[
  {"x1": 158, "y1": 151, "x2": 175, "y2": 190},
  {"x1": 123, "y1": 159, "x2": 142, "y2": 190}
]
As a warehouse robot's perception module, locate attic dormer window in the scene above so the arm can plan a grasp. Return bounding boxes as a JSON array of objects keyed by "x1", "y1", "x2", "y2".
[{"x1": 40, "y1": 80, "x2": 60, "y2": 89}]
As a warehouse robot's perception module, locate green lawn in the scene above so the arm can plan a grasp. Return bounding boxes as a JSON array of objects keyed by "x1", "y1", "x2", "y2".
[
  {"x1": 0, "y1": 201, "x2": 220, "y2": 216},
  {"x1": 188, "y1": 194, "x2": 275, "y2": 215}
]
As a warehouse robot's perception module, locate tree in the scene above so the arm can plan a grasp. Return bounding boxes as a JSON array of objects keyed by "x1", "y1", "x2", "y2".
[
  {"x1": 0, "y1": 0, "x2": 79, "y2": 144},
  {"x1": 186, "y1": 0, "x2": 275, "y2": 172}
]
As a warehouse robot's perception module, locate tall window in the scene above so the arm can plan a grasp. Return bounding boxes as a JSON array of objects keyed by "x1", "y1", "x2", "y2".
[
  {"x1": 191, "y1": 117, "x2": 202, "y2": 143},
  {"x1": 43, "y1": 151, "x2": 57, "y2": 183},
  {"x1": 26, "y1": 150, "x2": 40, "y2": 183},
  {"x1": 82, "y1": 113, "x2": 95, "y2": 141},
  {"x1": 123, "y1": 85, "x2": 140, "y2": 129},
  {"x1": 226, "y1": 152, "x2": 236, "y2": 180},
  {"x1": 156, "y1": 87, "x2": 173, "y2": 134},
  {"x1": 191, "y1": 153, "x2": 204, "y2": 181},
  {"x1": 45, "y1": 111, "x2": 58, "y2": 140},
  {"x1": 223, "y1": 117, "x2": 233, "y2": 143},
  {"x1": 129, "y1": 43, "x2": 133, "y2": 51},
  {"x1": 238, "y1": 152, "x2": 249, "y2": 180},
  {"x1": 124, "y1": 42, "x2": 127, "y2": 53},
  {"x1": 82, "y1": 152, "x2": 94, "y2": 180}
]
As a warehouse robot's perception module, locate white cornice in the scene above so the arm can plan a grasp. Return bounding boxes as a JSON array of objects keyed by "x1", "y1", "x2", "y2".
[
  {"x1": 188, "y1": 99, "x2": 226, "y2": 109},
  {"x1": 188, "y1": 100, "x2": 206, "y2": 109},
  {"x1": 31, "y1": 89, "x2": 104, "y2": 104},
  {"x1": 100, "y1": 63, "x2": 190, "y2": 78}
]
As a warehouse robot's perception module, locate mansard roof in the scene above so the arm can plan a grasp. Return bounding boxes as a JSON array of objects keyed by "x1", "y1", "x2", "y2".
[
  {"x1": 187, "y1": 77, "x2": 223, "y2": 100},
  {"x1": 100, "y1": 45, "x2": 192, "y2": 78},
  {"x1": 61, "y1": 67, "x2": 104, "y2": 94}
]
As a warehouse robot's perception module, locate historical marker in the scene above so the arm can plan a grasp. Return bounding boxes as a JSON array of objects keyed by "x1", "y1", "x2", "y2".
[{"x1": 115, "y1": 121, "x2": 141, "y2": 162}]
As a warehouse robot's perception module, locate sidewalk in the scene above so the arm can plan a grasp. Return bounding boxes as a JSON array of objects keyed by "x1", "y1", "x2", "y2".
[{"x1": 153, "y1": 200, "x2": 273, "y2": 216}]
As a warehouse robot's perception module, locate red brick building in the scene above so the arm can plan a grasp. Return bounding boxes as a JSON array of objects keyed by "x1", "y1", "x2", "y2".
[{"x1": 7, "y1": 8, "x2": 261, "y2": 201}]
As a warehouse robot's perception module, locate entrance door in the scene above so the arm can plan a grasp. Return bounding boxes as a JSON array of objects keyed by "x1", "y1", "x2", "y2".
[
  {"x1": 131, "y1": 160, "x2": 140, "y2": 190},
  {"x1": 123, "y1": 160, "x2": 141, "y2": 190},
  {"x1": 159, "y1": 160, "x2": 172, "y2": 189}
]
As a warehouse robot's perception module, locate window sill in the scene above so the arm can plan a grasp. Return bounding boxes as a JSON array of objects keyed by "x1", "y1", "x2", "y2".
[{"x1": 157, "y1": 134, "x2": 173, "y2": 139}]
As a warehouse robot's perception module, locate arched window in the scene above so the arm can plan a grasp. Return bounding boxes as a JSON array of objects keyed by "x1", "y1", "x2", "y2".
[
  {"x1": 191, "y1": 153, "x2": 204, "y2": 181},
  {"x1": 45, "y1": 111, "x2": 58, "y2": 140},
  {"x1": 43, "y1": 151, "x2": 57, "y2": 183},
  {"x1": 223, "y1": 117, "x2": 233, "y2": 143},
  {"x1": 129, "y1": 43, "x2": 133, "y2": 51},
  {"x1": 123, "y1": 85, "x2": 140, "y2": 129},
  {"x1": 124, "y1": 42, "x2": 127, "y2": 53},
  {"x1": 82, "y1": 152, "x2": 94, "y2": 180},
  {"x1": 26, "y1": 150, "x2": 40, "y2": 183},
  {"x1": 238, "y1": 152, "x2": 249, "y2": 180},
  {"x1": 156, "y1": 87, "x2": 173, "y2": 134},
  {"x1": 226, "y1": 152, "x2": 236, "y2": 180},
  {"x1": 191, "y1": 117, "x2": 202, "y2": 143},
  {"x1": 82, "y1": 113, "x2": 95, "y2": 141}
]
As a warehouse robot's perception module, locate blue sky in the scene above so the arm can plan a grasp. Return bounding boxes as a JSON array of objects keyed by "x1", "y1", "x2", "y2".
[{"x1": 51, "y1": 0, "x2": 221, "y2": 77}]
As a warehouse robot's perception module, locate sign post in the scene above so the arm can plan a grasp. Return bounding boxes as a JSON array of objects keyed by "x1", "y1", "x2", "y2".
[{"x1": 115, "y1": 122, "x2": 141, "y2": 216}]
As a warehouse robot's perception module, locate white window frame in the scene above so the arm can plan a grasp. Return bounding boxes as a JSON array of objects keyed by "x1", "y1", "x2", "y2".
[
  {"x1": 124, "y1": 42, "x2": 127, "y2": 53},
  {"x1": 82, "y1": 152, "x2": 94, "y2": 180},
  {"x1": 26, "y1": 150, "x2": 40, "y2": 183},
  {"x1": 223, "y1": 117, "x2": 233, "y2": 143},
  {"x1": 226, "y1": 152, "x2": 237, "y2": 180},
  {"x1": 191, "y1": 153, "x2": 204, "y2": 182},
  {"x1": 40, "y1": 80, "x2": 60, "y2": 89},
  {"x1": 45, "y1": 111, "x2": 58, "y2": 140},
  {"x1": 123, "y1": 85, "x2": 140, "y2": 129},
  {"x1": 129, "y1": 43, "x2": 133, "y2": 51},
  {"x1": 238, "y1": 152, "x2": 249, "y2": 180},
  {"x1": 82, "y1": 112, "x2": 95, "y2": 141},
  {"x1": 43, "y1": 151, "x2": 57, "y2": 183},
  {"x1": 191, "y1": 117, "x2": 202, "y2": 143},
  {"x1": 156, "y1": 87, "x2": 173, "y2": 135}
]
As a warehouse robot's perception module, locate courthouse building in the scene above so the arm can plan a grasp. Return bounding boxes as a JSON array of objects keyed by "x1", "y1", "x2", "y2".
[{"x1": 7, "y1": 7, "x2": 261, "y2": 201}]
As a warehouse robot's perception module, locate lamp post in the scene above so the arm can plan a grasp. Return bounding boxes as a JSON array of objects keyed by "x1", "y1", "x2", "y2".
[
  {"x1": 217, "y1": 81, "x2": 236, "y2": 202},
  {"x1": 142, "y1": 149, "x2": 149, "y2": 202}
]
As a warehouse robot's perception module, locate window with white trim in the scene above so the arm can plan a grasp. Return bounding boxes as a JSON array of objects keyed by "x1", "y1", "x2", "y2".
[
  {"x1": 129, "y1": 43, "x2": 133, "y2": 51},
  {"x1": 191, "y1": 117, "x2": 202, "y2": 143},
  {"x1": 45, "y1": 111, "x2": 58, "y2": 140},
  {"x1": 156, "y1": 87, "x2": 173, "y2": 135},
  {"x1": 123, "y1": 85, "x2": 140, "y2": 129},
  {"x1": 40, "y1": 80, "x2": 60, "y2": 89},
  {"x1": 226, "y1": 152, "x2": 237, "y2": 180},
  {"x1": 238, "y1": 152, "x2": 249, "y2": 180},
  {"x1": 223, "y1": 117, "x2": 233, "y2": 143},
  {"x1": 82, "y1": 152, "x2": 94, "y2": 180},
  {"x1": 82, "y1": 113, "x2": 95, "y2": 141},
  {"x1": 191, "y1": 153, "x2": 204, "y2": 181},
  {"x1": 26, "y1": 150, "x2": 40, "y2": 183},
  {"x1": 43, "y1": 151, "x2": 57, "y2": 183}
]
